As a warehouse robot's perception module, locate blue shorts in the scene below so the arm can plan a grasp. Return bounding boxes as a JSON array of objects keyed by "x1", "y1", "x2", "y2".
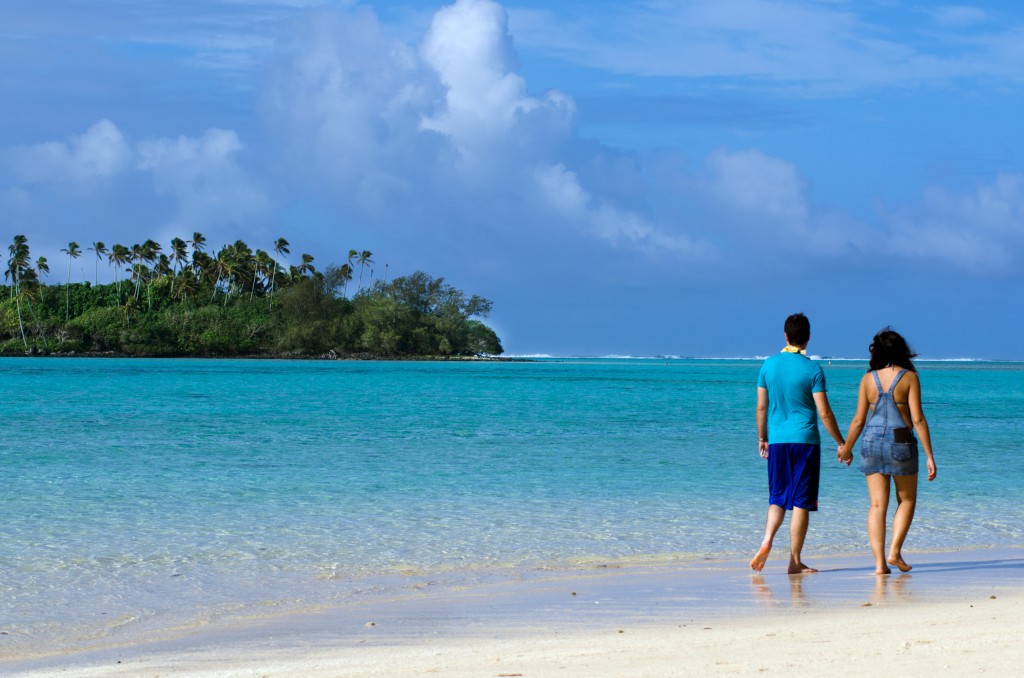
[{"x1": 767, "y1": 443, "x2": 820, "y2": 511}]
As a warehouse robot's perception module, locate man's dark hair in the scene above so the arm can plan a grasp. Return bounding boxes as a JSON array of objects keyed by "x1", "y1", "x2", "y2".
[
  {"x1": 868, "y1": 327, "x2": 918, "y2": 372},
  {"x1": 784, "y1": 313, "x2": 811, "y2": 346}
]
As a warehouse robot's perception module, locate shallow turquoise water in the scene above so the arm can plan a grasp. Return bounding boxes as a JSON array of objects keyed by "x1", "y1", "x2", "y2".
[{"x1": 1, "y1": 357, "x2": 1021, "y2": 653}]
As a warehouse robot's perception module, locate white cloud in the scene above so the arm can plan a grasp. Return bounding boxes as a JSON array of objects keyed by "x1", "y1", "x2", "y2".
[
  {"x1": 510, "y1": 0, "x2": 1024, "y2": 93},
  {"x1": 698, "y1": 148, "x2": 861, "y2": 255},
  {"x1": 136, "y1": 128, "x2": 268, "y2": 234},
  {"x1": 420, "y1": 0, "x2": 573, "y2": 159},
  {"x1": 535, "y1": 163, "x2": 709, "y2": 258},
  {"x1": 930, "y1": 6, "x2": 989, "y2": 28},
  {"x1": 265, "y1": 0, "x2": 680, "y2": 259},
  {"x1": 265, "y1": 6, "x2": 441, "y2": 200},
  {"x1": 7, "y1": 119, "x2": 132, "y2": 187},
  {"x1": 883, "y1": 172, "x2": 1024, "y2": 271},
  {"x1": 705, "y1": 149, "x2": 808, "y2": 225},
  {"x1": 10, "y1": 0, "x2": 1021, "y2": 283},
  {"x1": 2, "y1": 120, "x2": 267, "y2": 246}
]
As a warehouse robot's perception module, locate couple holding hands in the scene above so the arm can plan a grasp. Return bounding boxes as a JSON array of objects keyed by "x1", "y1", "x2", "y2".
[{"x1": 750, "y1": 313, "x2": 937, "y2": 576}]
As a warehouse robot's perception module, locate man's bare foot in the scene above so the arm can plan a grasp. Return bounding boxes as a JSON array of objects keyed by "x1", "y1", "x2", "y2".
[
  {"x1": 788, "y1": 561, "x2": 818, "y2": 574},
  {"x1": 876, "y1": 564, "x2": 892, "y2": 575},
  {"x1": 750, "y1": 540, "x2": 772, "y2": 571},
  {"x1": 887, "y1": 554, "x2": 912, "y2": 572}
]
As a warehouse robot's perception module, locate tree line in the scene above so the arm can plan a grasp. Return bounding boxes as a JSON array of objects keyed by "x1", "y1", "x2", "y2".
[{"x1": 2, "y1": 233, "x2": 502, "y2": 358}]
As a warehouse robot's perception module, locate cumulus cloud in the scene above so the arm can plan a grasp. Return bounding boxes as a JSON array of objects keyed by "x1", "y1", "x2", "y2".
[
  {"x1": 136, "y1": 128, "x2": 268, "y2": 235},
  {"x1": 7, "y1": 119, "x2": 132, "y2": 187},
  {"x1": 2, "y1": 120, "x2": 267, "y2": 248},
  {"x1": 265, "y1": 0, "x2": 682, "y2": 260},
  {"x1": 697, "y1": 148, "x2": 862, "y2": 256},
  {"x1": 8, "y1": 0, "x2": 1022, "y2": 285},
  {"x1": 265, "y1": 6, "x2": 443, "y2": 211},
  {"x1": 882, "y1": 172, "x2": 1024, "y2": 272},
  {"x1": 535, "y1": 163, "x2": 708, "y2": 258},
  {"x1": 420, "y1": 0, "x2": 574, "y2": 160}
]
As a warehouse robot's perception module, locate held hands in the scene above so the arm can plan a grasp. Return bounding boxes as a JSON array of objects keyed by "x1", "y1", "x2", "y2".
[{"x1": 837, "y1": 443, "x2": 853, "y2": 466}]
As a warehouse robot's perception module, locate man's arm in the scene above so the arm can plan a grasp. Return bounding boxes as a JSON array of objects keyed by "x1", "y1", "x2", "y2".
[
  {"x1": 812, "y1": 391, "x2": 845, "y2": 447},
  {"x1": 756, "y1": 387, "x2": 769, "y2": 459}
]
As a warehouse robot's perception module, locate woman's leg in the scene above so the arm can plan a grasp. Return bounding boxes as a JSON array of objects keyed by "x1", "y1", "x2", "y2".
[
  {"x1": 888, "y1": 473, "x2": 919, "y2": 572},
  {"x1": 866, "y1": 473, "x2": 891, "y2": 574}
]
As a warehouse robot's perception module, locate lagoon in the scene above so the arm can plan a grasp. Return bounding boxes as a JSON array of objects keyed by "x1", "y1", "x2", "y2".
[{"x1": 2, "y1": 357, "x2": 1022, "y2": 660}]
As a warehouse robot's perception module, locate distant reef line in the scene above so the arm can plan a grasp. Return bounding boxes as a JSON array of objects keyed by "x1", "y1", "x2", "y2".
[{"x1": 0, "y1": 348, "x2": 523, "y2": 361}]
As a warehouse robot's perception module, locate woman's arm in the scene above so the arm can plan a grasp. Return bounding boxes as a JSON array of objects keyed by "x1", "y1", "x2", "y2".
[
  {"x1": 838, "y1": 374, "x2": 871, "y2": 465},
  {"x1": 906, "y1": 372, "x2": 937, "y2": 481}
]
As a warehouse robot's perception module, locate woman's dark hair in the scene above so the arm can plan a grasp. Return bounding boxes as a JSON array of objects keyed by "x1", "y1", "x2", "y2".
[
  {"x1": 868, "y1": 328, "x2": 918, "y2": 372},
  {"x1": 784, "y1": 313, "x2": 810, "y2": 346}
]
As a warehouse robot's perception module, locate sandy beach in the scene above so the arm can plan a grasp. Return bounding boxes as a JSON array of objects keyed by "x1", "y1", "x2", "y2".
[{"x1": 6, "y1": 547, "x2": 1023, "y2": 677}]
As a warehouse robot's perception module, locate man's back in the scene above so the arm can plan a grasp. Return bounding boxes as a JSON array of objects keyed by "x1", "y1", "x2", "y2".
[{"x1": 758, "y1": 352, "x2": 825, "y2": 445}]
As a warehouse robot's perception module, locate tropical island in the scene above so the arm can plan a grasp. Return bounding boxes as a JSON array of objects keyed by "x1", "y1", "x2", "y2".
[{"x1": 2, "y1": 234, "x2": 503, "y2": 358}]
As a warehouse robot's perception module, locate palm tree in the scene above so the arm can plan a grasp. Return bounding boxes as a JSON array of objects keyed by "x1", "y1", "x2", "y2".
[
  {"x1": 191, "y1": 250, "x2": 212, "y2": 287},
  {"x1": 60, "y1": 241, "x2": 81, "y2": 321},
  {"x1": 172, "y1": 271, "x2": 197, "y2": 301},
  {"x1": 269, "y1": 237, "x2": 289, "y2": 309},
  {"x1": 5, "y1": 235, "x2": 31, "y2": 348},
  {"x1": 297, "y1": 253, "x2": 316, "y2": 277},
  {"x1": 129, "y1": 243, "x2": 143, "y2": 300},
  {"x1": 221, "y1": 240, "x2": 253, "y2": 304},
  {"x1": 88, "y1": 241, "x2": 107, "y2": 284},
  {"x1": 169, "y1": 237, "x2": 188, "y2": 295},
  {"x1": 190, "y1": 232, "x2": 206, "y2": 255},
  {"x1": 109, "y1": 244, "x2": 129, "y2": 303},
  {"x1": 210, "y1": 247, "x2": 229, "y2": 302},
  {"x1": 250, "y1": 249, "x2": 272, "y2": 302},
  {"x1": 155, "y1": 253, "x2": 171, "y2": 279},
  {"x1": 141, "y1": 239, "x2": 161, "y2": 308},
  {"x1": 35, "y1": 256, "x2": 49, "y2": 303},
  {"x1": 356, "y1": 250, "x2": 373, "y2": 292},
  {"x1": 338, "y1": 263, "x2": 354, "y2": 298}
]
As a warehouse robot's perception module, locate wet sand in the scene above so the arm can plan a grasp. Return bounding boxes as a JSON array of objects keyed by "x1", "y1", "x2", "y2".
[{"x1": 5, "y1": 547, "x2": 1024, "y2": 676}]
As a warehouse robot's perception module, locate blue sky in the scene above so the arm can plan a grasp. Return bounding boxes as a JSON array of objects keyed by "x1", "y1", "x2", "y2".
[{"x1": 3, "y1": 1, "x2": 1024, "y2": 358}]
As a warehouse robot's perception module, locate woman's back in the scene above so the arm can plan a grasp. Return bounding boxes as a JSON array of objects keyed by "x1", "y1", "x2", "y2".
[{"x1": 864, "y1": 366, "x2": 917, "y2": 428}]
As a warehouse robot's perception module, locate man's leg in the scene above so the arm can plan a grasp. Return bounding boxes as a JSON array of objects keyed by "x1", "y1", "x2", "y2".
[
  {"x1": 787, "y1": 507, "x2": 818, "y2": 574},
  {"x1": 750, "y1": 504, "x2": 785, "y2": 571}
]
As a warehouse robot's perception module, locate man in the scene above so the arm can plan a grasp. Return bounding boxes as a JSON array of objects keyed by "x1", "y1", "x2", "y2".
[{"x1": 750, "y1": 313, "x2": 845, "y2": 574}]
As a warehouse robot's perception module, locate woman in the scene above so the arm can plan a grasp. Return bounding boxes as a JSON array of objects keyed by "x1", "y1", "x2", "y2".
[{"x1": 838, "y1": 329, "x2": 937, "y2": 574}]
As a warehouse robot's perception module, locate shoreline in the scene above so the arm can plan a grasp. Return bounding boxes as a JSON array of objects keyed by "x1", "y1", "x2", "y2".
[
  {"x1": 5, "y1": 546, "x2": 1023, "y2": 676},
  {"x1": 0, "y1": 350, "x2": 524, "y2": 361}
]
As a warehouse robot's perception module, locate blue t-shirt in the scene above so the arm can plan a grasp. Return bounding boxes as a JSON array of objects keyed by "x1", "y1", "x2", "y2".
[{"x1": 757, "y1": 352, "x2": 826, "y2": 445}]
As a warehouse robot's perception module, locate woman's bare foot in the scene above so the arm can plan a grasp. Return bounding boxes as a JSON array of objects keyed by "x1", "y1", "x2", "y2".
[
  {"x1": 876, "y1": 563, "x2": 892, "y2": 575},
  {"x1": 750, "y1": 539, "x2": 772, "y2": 572},
  {"x1": 887, "y1": 553, "x2": 912, "y2": 572}
]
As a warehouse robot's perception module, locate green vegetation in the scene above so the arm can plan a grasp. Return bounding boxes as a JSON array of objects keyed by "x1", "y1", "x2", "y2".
[{"x1": 2, "y1": 234, "x2": 502, "y2": 358}]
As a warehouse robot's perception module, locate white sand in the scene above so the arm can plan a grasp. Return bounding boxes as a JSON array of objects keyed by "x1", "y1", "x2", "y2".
[
  {"x1": 7, "y1": 549, "x2": 1024, "y2": 677},
  {"x1": 16, "y1": 594, "x2": 1024, "y2": 675},
  {"x1": 14, "y1": 591, "x2": 1022, "y2": 677}
]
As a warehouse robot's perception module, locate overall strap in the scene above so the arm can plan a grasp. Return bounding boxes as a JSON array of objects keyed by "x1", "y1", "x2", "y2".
[
  {"x1": 872, "y1": 371, "x2": 883, "y2": 392},
  {"x1": 887, "y1": 369, "x2": 908, "y2": 394}
]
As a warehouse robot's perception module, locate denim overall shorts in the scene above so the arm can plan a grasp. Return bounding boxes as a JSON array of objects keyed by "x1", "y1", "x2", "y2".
[{"x1": 859, "y1": 369, "x2": 919, "y2": 476}]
